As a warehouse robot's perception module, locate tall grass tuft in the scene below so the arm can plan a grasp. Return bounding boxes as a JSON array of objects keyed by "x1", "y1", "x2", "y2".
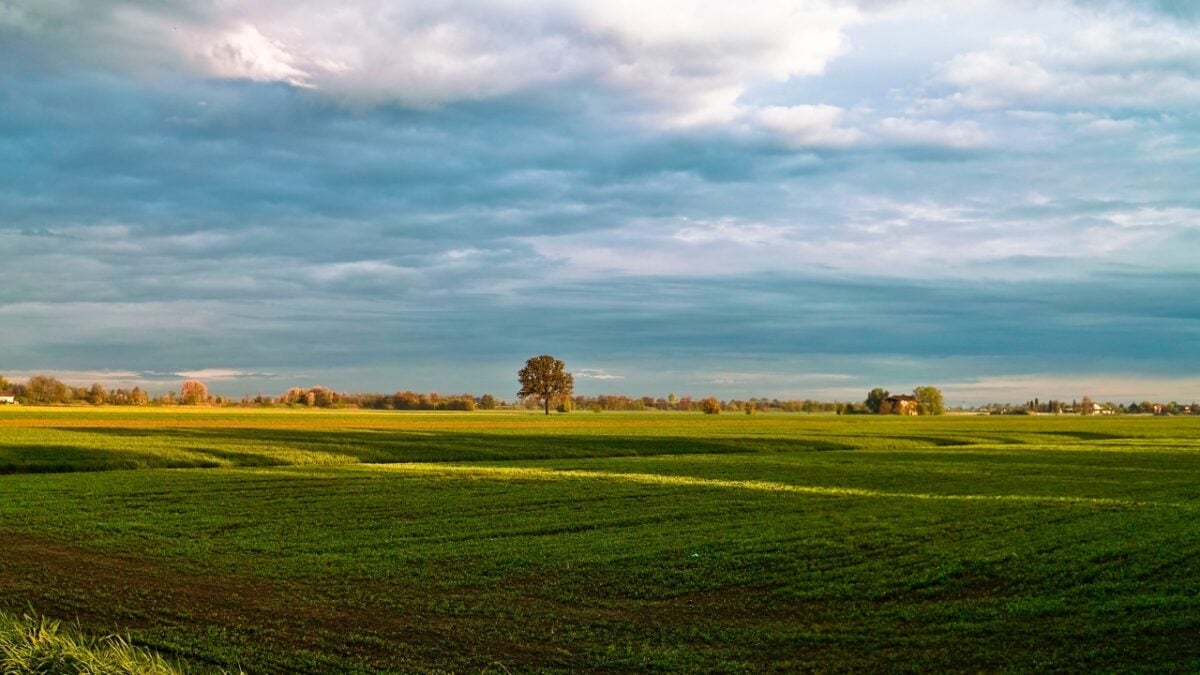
[{"x1": 0, "y1": 611, "x2": 181, "y2": 674}]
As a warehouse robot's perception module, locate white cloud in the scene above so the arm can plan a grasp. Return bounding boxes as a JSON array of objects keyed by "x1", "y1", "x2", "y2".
[
  {"x1": 1077, "y1": 117, "x2": 1137, "y2": 135},
  {"x1": 200, "y1": 23, "x2": 313, "y2": 87},
  {"x1": 526, "y1": 189, "x2": 1200, "y2": 283},
  {"x1": 12, "y1": 0, "x2": 1200, "y2": 126},
  {"x1": 572, "y1": 0, "x2": 859, "y2": 126},
  {"x1": 943, "y1": 374, "x2": 1200, "y2": 403},
  {"x1": 2, "y1": 370, "x2": 150, "y2": 388},
  {"x1": 174, "y1": 368, "x2": 255, "y2": 380},
  {"x1": 755, "y1": 105, "x2": 864, "y2": 148},
  {"x1": 0, "y1": 301, "x2": 221, "y2": 336},
  {"x1": 309, "y1": 260, "x2": 414, "y2": 283},
  {"x1": 934, "y1": 10, "x2": 1200, "y2": 109},
  {"x1": 3, "y1": 0, "x2": 868, "y2": 124},
  {"x1": 1104, "y1": 206, "x2": 1200, "y2": 230},
  {"x1": 0, "y1": 368, "x2": 269, "y2": 389},
  {"x1": 754, "y1": 109, "x2": 989, "y2": 152},
  {"x1": 938, "y1": 38, "x2": 1057, "y2": 107},
  {"x1": 574, "y1": 368, "x2": 624, "y2": 380},
  {"x1": 673, "y1": 219, "x2": 790, "y2": 246},
  {"x1": 875, "y1": 116, "x2": 989, "y2": 148}
]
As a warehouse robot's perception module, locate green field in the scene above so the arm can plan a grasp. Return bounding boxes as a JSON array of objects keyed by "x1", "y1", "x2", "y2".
[{"x1": 2, "y1": 408, "x2": 1199, "y2": 672}]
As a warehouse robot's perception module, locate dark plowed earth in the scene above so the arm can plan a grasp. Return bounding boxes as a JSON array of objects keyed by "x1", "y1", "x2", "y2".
[{"x1": 0, "y1": 530, "x2": 557, "y2": 672}]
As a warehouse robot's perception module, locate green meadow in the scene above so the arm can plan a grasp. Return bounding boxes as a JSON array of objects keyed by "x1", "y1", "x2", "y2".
[{"x1": 2, "y1": 408, "x2": 1200, "y2": 672}]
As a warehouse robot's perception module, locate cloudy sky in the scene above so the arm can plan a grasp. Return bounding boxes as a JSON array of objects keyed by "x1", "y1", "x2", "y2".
[{"x1": 1, "y1": 0, "x2": 1198, "y2": 403}]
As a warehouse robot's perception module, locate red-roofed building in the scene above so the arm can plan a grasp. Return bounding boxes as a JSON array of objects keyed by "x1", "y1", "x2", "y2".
[{"x1": 880, "y1": 394, "x2": 918, "y2": 415}]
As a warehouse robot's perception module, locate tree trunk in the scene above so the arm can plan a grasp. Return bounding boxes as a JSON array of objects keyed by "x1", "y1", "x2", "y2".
[{"x1": 544, "y1": 397, "x2": 550, "y2": 415}]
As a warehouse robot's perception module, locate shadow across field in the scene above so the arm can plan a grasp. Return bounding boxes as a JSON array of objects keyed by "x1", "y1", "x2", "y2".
[
  {"x1": 1028, "y1": 430, "x2": 1128, "y2": 442},
  {"x1": 0, "y1": 427, "x2": 858, "y2": 474},
  {"x1": 0, "y1": 444, "x2": 221, "y2": 474}
]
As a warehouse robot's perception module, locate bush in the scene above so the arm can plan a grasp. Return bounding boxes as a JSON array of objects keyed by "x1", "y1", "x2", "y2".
[{"x1": 700, "y1": 397, "x2": 721, "y2": 415}]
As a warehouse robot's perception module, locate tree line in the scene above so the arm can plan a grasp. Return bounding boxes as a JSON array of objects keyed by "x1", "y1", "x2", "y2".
[
  {"x1": 0, "y1": 373, "x2": 858, "y2": 413},
  {"x1": 982, "y1": 397, "x2": 1197, "y2": 416},
  {"x1": 0, "y1": 371, "x2": 906, "y2": 414},
  {"x1": 5, "y1": 365, "x2": 1190, "y2": 415},
  {"x1": 0, "y1": 375, "x2": 496, "y2": 410},
  {"x1": 564, "y1": 394, "x2": 854, "y2": 414}
]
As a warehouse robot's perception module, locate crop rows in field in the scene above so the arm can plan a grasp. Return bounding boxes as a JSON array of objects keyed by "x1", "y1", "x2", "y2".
[{"x1": 1, "y1": 409, "x2": 1199, "y2": 672}]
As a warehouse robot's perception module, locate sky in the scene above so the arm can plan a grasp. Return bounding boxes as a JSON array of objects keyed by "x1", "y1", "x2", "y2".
[{"x1": 1, "y1": 0, "x2": 1198, "y2": 404}]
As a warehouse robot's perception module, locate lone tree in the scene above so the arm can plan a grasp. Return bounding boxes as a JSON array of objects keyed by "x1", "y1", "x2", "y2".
[
  {"x1": 180, "y1": 380, "x2": 209, "y2": 406},
  {"x1": 865, "y1": 387, "x2": 890, "y2": 414},
  {"x1": 518, "y1": 355, "x2": 574, "y2": 415}
]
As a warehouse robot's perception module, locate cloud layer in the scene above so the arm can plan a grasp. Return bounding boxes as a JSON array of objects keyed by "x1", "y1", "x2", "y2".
[{"x1": 1, "y1": 0, "x2": 1198, "y2": 401}]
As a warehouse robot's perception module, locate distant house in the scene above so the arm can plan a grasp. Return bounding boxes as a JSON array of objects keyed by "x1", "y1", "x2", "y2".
[
  {"x1": 0, "y1": 391, "x2": 16, "y2": 405},
  {"x1": 880, "y1": 394, "x2": 918, "y2": 415}
]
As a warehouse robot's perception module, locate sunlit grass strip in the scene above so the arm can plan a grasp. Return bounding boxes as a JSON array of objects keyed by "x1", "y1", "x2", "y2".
[
  {"x1": 0, "y1": 611, "x2": 181, "y2": 674},
  {"x1": 367, "y1": 463, "x2": 1193, "y2": 510}
]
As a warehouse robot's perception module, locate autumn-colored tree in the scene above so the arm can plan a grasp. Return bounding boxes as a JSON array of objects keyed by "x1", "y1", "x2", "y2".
[
  {"x1": 180, "y1": 380, "x2": 209, "y2": 406},
  {"x1": 87, "y1": 383, "x2": 107, "y2": 406},
  {"x1": 517, "y1": 355, "x2": 574, "y2": 415},
  {"x1": 1081, "y1": 395, "x2": 1095, "y2": 415},
  {"x1": 311, "y1": 387, "x2": 336, "y2": 408},
  {"x1": 700, "y1": 397, "x2": 721, "y2": 415},
  {"x1": 25, "y1": 375, "x2": 71, "y2": 404}
]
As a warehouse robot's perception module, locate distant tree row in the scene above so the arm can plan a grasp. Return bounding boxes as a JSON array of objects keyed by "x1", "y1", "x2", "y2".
[
  {"x1": 0, "y1": 372, "x2": 922, "y2": 415},
  {"x1": 565, "y1": 394, "x2": 850, "y2": 414},
  {"x1": 357, "y1": 391, "x2": 485, "y2": 411},
  {"x1": 0, "y1": 371, "x2": 930, "y2": 415},
  {"x1": 4, "y1": 375, "x2": 163, "y2": 406},
  {"x1": 246, "y1": 388, "x2": 497, "y2": 411},
  {"x1": 0, "y1": 375, "x2": 506, "y2": 410},
  {"x1": 980, "y1": 398, "x2": 1198, "y2": 416},
  {"x1": 3, "y1": 369, "x2": 1193, "y2": 416}
]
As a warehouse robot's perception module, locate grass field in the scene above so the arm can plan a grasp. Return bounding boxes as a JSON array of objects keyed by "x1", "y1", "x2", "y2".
[{"x1": 2, "y1": 408, "x2": 1199, "y2": 672}]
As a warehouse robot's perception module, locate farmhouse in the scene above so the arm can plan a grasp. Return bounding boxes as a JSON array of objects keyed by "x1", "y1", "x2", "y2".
[
  {"x1": 880, "y1": 394, "x2": 918, "y2": 415},
  {"x1": 0, "y1": 390, "x2": 16, "y2": 405}
]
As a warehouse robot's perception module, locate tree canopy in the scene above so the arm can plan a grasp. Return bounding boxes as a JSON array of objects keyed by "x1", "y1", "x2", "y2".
[
  {"x1": 865, "y1": 387, "x2": 890, "y2": 414},
  {"x1": 25, "y1": 375, "x2": 70, "y2": 405},
  {"x1": 517, "y1": 355, "x2": 574, "y2": 415},
  {"x1": 913, "y1": 386, "x2": 945, "y2": 416},
  {"x1": 180, "y1": 380, "x2": 210, "y2": 406}
]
